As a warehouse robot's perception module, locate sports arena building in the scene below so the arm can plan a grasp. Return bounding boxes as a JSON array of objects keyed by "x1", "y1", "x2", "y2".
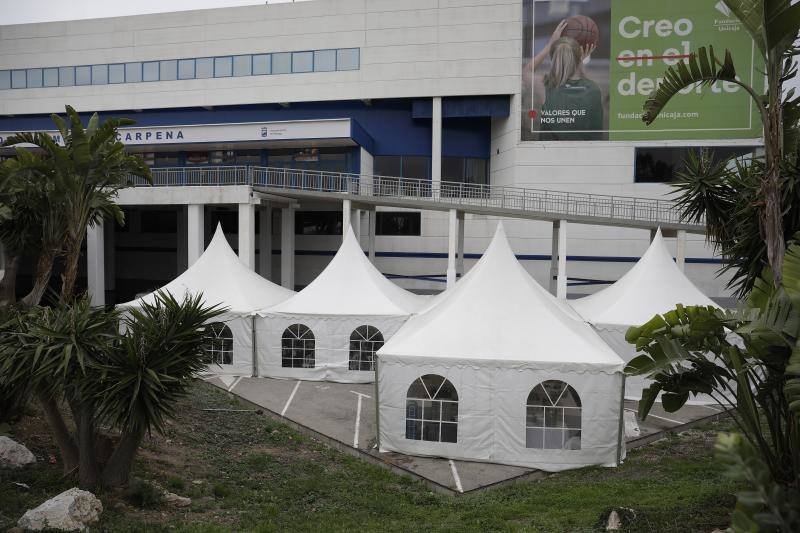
[{"x1": 0, "y1": 0, "x2": 761, "y2": 304}]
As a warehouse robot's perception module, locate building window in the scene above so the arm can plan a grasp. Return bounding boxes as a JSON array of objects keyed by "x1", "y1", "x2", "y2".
[
  {"x1": 91, "y1": 64, "x2": 108, "y2": 85},
  {"x1": 195, "y1": 58, "x2": 214, "y2": 79},
  {"x1": 159, "y1": 60, "x2": 178, "y2": 81},
  {"x1": 233, "y1": 55, "x2": 252, "y2": 77},
  {"x1": 185, "y1": 152, "x2": 209, "y2": 166},
  {"x1": 272, "y1": 52, "x2": 291, "y2": 74},
  {"x1": 43, "y1": 68, "x2": 59, "y2": 87},
  {"x1": 376, "y1": 212, "x2": 421, "y2": 236},
  {"x1": 125, "y1": 63, "x2": 142, "y2": 83},
  {"x1": 336, "y1": 48, "x2": 360, "y2": 71},
  {"x1": 374, "y1": 156, "x2": 402, "y2": 177},
  {"x1": 635, "y1": 146, "x2": 758, "y2": 183},
  {"x1": 0, "y1": 71, "x2": 10, "y2": 90},
  {"x1": 154, "y1": 153, "x2": 180, "y2": 167},
  {"x1": 178, "y1": 59, "x2": 195, "y2": 80},
  {"x1": 75, "y1": 66, "x2": 91, "y2": 86},
  {"x1": 281, "y1": 324, "x2": 315, "y2": 368},
  {"x1": 295, "y1": 211, "x2": 342, "y2": 235},
  {"x1": 253, "y1": 54, "x2": 271, "y2": 75},
  {"x1": 11, "y1": 70, "x2": 26, "y2": 89},
  {"x1": 26, "y1": 68, "x2": 42, "y2": 88},
  {"x1": 59, "y1": 66, "x2": 75, "y2": 86},
  {"x1": 142, "y1": 61, "x2": 159, "y2": 82},
  {"x1": 214, "y1": 57, "x2": 233, "y2": 77},
  {"x1": 108, "y1": 64, "x2": 125, "y2": 84},
  {"x1": 406, "y1": 375, "x2": 458, "y2": 443},
  {"x1": 313, "y1": 49, "x2": 336, "y2": 72},
  {"x1": 205, "y1": 322, "x2": 234, "y2": 365},
  {"x1": 526, "y1": 380, "x2": 582, "y2": 450},
  {"x1": 374, "y1": 155, "x2": 432, "y2": 180},
  {"x1": 291, "y1": 51, "x2": 313, "y2": 73},
  {"x1": 235, "y1": 150, "x2": 261, "y2": 165},
  {"x1": 349, "y1": 326, "x2": 383, "y2": 371}
]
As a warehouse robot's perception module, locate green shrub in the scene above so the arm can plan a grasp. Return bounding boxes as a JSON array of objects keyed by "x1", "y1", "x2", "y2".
[{"x1": 126, "y1": 478, "x2": 163, "y2": 509}]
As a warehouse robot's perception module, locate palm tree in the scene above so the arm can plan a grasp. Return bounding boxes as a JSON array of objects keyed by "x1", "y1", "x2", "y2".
[
  {"x1": 641, "y1": 1, "x2": 800, "y2": 287},
  {"x1": 3, "y1": 105, "x2": 151, "y2": 303}
]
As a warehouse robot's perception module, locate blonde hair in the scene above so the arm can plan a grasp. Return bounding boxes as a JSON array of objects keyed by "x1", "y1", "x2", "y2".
[{"x1": 545, "y1": 37, "x2": 584, "y2": 89}]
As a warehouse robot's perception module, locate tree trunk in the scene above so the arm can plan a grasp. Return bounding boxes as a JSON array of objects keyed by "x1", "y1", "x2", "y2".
[
  {"x1": 20, "y1": 248, "x2": 57, "y2": 308},
  {"x1": 761, "y1": 57, "x2": 785, "y2": 287},
  {"x1": 37, "y1": 390, "x2": 79, "y2": 474},
  {"x1": 60, "y1": 237, "x2": 83, "y2": 304},
  {"x1": 101, "y1": 428, "x2": 144, "y2": 488},
  {"x1": 74, "y1": 401, "x2": 101, "y2": 489},
  {"x1": 0, "y1": 253, "x2": 20, "y2": 305}
]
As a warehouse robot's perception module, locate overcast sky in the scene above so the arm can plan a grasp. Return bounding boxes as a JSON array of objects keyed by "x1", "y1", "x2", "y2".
[{"x1": 0, "y1": 0, "x2": 304, "y2": 25}]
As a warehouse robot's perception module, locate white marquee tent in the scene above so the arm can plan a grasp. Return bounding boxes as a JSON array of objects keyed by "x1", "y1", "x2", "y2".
[
  {"x1": 570, "y1": 228, "x2": 719, "y2": 400},
  {"x1": 376, "y1": 223, "x2": 626, "y2": 472},
  {"x1": 119, "y1": 224, "x2": 295, "y2": 376},
  {"x1": 255, "y1": 226, "x2": 428, "y2": 383}
]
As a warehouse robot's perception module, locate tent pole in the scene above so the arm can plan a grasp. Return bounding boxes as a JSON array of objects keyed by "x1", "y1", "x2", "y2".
[
  {"x1": 374, "y1": 357, "x2": 381, "y2": 452},
  {"x1": 251, "y1": 315, "x2": 258, "y2": 378},
  {"x1": 616, "y1": 372, "x2": 626, "y2": 465}
]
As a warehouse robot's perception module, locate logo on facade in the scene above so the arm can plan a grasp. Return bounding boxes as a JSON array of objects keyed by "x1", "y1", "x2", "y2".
[{"x1": 714, "y1": 1, "x2": 732, "y2": 17}]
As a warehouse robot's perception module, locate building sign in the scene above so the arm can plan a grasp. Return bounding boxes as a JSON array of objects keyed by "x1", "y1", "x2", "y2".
[
  {"x1": 521, "y1": 0, "x2": 764, "y2": 141},
  {"x1": 0, "y1": 118, "x2": 353, "y2": 147}
]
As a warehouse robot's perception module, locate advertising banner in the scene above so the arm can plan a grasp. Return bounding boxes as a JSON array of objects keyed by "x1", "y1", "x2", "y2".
[{"x1": 521, "y1": 0, "x2": 764, "y2": 141}]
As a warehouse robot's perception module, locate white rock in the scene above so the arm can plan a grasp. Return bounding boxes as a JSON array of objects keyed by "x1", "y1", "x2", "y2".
[
  {"x1": 606, "y1": 510, "x2": 622, "y2": 531},
  {"x1": 163, "y1": 492, "x2": 192, "y2": 507},
  {"x1": 0, "y1": 436, "x2": 36, "y2": 468},
  {"x1": 17, "y1": 488, "x2": 102, "y2": 531}
]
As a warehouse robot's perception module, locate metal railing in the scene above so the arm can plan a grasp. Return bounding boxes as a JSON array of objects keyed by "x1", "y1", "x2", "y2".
[{"x1": 131, "y1": 165, "x2": 702, "y2": 228}]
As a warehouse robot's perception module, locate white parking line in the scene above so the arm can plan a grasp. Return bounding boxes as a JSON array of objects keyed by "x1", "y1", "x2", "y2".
[
  {"x1": 281, "y1": 380, "x2": 301, "y2": 417},
  {"x1": 227, "y1": 376, "x2": 243, "y2": 392},
  {"x1": 449, "y1": 459, "x2": 464, "y2": 493},
  {"x1": 624, "y1": 408, "x2": 683, "y2": 426},
  {"x1": 349, "y1": 391, "x2": 372, "y2": 449}
]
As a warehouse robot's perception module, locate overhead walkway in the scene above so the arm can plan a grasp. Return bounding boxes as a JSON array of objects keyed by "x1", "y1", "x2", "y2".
[{"x1": 133, "y1": 165, "x2": 705, "y2": 233}]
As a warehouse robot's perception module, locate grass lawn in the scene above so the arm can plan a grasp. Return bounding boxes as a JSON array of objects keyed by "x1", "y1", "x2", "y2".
[{"x1": 1, "y1": 381, "x2": 739, "y2": 532}]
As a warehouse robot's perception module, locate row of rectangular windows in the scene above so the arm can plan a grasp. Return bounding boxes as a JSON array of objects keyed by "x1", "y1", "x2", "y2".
[{"x1": 0, "y1": 48, "x2": 359, "y2": 90}]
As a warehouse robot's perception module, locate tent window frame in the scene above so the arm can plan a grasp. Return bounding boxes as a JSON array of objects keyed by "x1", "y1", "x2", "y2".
[
  {"x1": 526, "y1": 380, "x2": 582, "y2": 450},
  {"x1": 281, "y1": 324, "x2": 315, "y2": 368},
  {"x1": 405, "y1": 374, "x2": 458, "y2": 443},
  {"x1": 348, "y1": 325, "x2": 384, "y2": 371},
  {"x1": 205, "y1": 322, "x2": 234, "y2": 366}
]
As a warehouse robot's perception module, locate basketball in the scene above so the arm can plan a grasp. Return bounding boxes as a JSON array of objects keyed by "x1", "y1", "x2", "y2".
[{"x1": 561, "y1": 15, "x2": 599, "y2": 49}]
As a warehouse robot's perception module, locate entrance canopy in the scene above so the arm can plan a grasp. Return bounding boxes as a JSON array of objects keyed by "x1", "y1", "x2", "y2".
[
  {"x1": 571, "y1": 228, "x2": 718, "y2": 327},
  {"x1": 379, "y1": 223, "x2": 624, "y2": 373},
  {"x1": 120, "y1": 224, "x2": 294, "y2": 314},
  {"x1": 263, "y1": 226, "x2": 427, "y2": 317}
]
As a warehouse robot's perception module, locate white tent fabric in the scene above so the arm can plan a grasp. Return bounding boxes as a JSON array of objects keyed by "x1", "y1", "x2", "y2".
[
  {"x1": 376, "y1": 223, "x2": 626, "y2": 472},
  {"x1": 570, "y1": 228, "x2": 719, "y2": 401},
  {"x1": 256, "y1": 226, "x2": 429, "y2": 383},
  {"x1": 119, "y1": 224, "x2": 294, "y2": 376}
]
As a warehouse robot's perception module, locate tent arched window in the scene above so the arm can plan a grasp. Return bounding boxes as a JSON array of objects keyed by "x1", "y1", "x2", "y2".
[
  {"x1": 405, "y1": 374, "x2": 458, "y2": 443},
  {"x1": 205, "y1": 322, "x2": 234, "y2": 365},
  {"x1": 281, "y1": 324, "x2": 315, "y2": 368},
  {"x1": 526, "y1": 380, "x2": 582, "y2": 450},
  {"x1": 348, "y1": 325, "x2": 384, "y2": 371}
]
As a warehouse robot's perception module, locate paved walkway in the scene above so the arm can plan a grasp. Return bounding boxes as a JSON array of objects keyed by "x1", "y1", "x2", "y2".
[{"x1": 204, "y1": 375, "x2": 727, "y2": 493}]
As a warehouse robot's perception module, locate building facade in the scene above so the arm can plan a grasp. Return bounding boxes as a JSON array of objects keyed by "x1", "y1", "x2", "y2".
[{"x1": 0, "y1": 0, "x2": 760, "y2": 303}]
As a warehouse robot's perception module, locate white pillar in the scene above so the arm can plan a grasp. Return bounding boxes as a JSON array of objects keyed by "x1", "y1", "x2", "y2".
[
  {"x1": 238, "y1": 202, "x2": 255, "y2": 269},
  {"x1": 187, "y1": 204, "x2": 204, "y2": 266},
  {"x1": 281, "y1": 207, "x2": 295, "y2": 290},
  {"x1": 556, "y1": 220, "x2": 568, "y2": 300},
  {"x1": 367, "y1": 209, "x2": 376, "y2": 263},
  {"x1": 676, "y1": 230, "x2": 686, "y2": 272},
  {"x1": 549, "y1": 221, "x2": 559, "y2": 295},
  {"x1": 431, "y1": 96, "x2": 442, "y2": 196},
  {"x1": 342, "y1": 199, "x2": 352, "y2": 238},
  {"x1": 86, "y1": 220, "x2": 105, "y2": 306},
  {"x1": 456, "y1": 211, "x2": 465, "y2": 279},
  {"x1": 446, "y1": 209, "x2": 459, "y2": 287},
  {"x1": 259, "y1": 206, "x2": 273, "y2": 280}
]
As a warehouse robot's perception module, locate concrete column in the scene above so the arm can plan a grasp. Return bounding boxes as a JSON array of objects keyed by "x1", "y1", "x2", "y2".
[
  {"x1": 86, "y1": 220, "x2": 105, "y2": 306},
  {"x1": 187, "y1": 204, "x2": 204, "y2": 266},
  {"x1": 342, "y1": 199, "x2": 352, "y2": 238},
  {"x1": 549, "y1": 221, "x2": 559, "y2": 295},
  {"x1": 259, "y1": 206, "x2": 273, "y2": 280},
  {"x1": 353, "y1": 209, "x2": 362, "y2": 240},
  {"x1": 446, "y1": 209, "x2": 460, "y2": 287},
  {"x1": 367, "y1": 209, "x2": 376, "y2": 263},
  {"x1": 104, "y1": 218, "x2": 115, "y2": 295},
  {"x1": 556, "y1": 220, "x2": 568, "y2": 299},
  {"x1": 281, "y1": 207, "x2": 295, "y2": 290},
  {"x1": 456, "y1": 211, "x2": 465, "y2": 279},
  {"x1": 238, "y1": 202, "x2": 256, "y2": 269},
  {"x1": 431, "y1": 96, "x2": 442, "y2": 196},
  {"x1": 676, "y1": 230, "x2": 686, "y2": 271}
]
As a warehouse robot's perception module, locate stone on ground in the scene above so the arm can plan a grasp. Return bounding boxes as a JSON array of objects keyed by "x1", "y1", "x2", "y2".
[
  {"x1": 0, "y1": 436, "x2": 36, "y2": 468},
  {"x1": 17, "y1": 488, "x2": 102, "y2": 531}
]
